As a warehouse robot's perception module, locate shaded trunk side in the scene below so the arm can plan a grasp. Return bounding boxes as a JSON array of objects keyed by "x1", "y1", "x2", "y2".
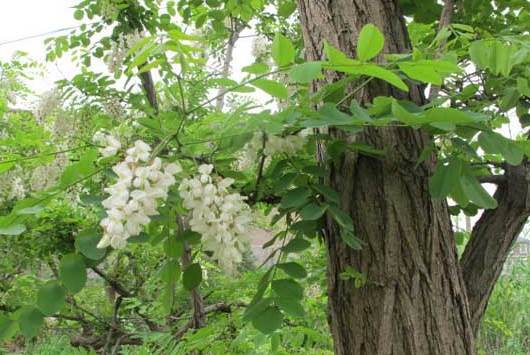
[{"x1": 297, "y1": 0, "x2": 475, "y2": 354}]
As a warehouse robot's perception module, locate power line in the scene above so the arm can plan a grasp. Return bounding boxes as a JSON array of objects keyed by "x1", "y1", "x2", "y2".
[{"x1": 0, "y1": 24, "x2": 89, "y2": 47}]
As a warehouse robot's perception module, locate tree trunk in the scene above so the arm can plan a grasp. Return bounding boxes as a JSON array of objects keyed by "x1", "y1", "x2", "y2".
[{"x1": 297, "y1": 1, "x2": 475, "y2": 353}]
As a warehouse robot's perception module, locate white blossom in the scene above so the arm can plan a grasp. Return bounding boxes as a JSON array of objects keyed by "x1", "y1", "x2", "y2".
[
  {"x1": 33, "y1": 89, "x2": 61, "y2": 122},
  {"x1": 179, "y1": 164, "x2": 251, "y2": 274},
  {"x1": 237, "y1": 131, "x2": 308, "y2": 170},
  {"x1": 97, "y1": 140, "x2": 181, "y2": 249},
  {"x1": 8, "y1": 176, "x2": 26, "y2": 200},
  {"x1": 93, "y1": 131, "x2": 122, "y2": 158},
  {"x1": 105, "y1": 36, "x2": 127, "y2": 74},
  {"x1": 103, "y1": 97, "x2": 125, "y2": 118}
]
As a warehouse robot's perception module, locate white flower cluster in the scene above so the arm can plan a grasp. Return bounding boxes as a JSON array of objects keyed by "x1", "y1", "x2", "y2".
[
  {"x1": 103, "y1": 97, "x2": 125, "y2": 118},
  {"x1": 93, "y1": 131, "x2": 122, "y2": 158},
  {"x1": 124, "y1": 30, "x2": 143, "y2": 49},
  {"x1": 106, "y1": 37, "x2": 127, "y2": 74},
  {"x1": 105, "y1": 31, "x2": 143, "y2": 74},
  {"x1": 179, "y1": 164, "x2": 251, "y2": 274},
  {"x1": 100, "y1": 0, "x2": 119, "y2": 20},
  {"x1": 33, "y1": 89, "x2": 61, "y2": 122},
  {"x1": 29, "y1": 154, "x2": 68, "y2": 192},
  {"x1": 9, "y1": 176, "x2": 26, "y2": 200},
  {"x1": 238, "y1": 131, "x2": 307, "y2": 170},
  {"x1": 98, "y1": 140, "x2": 182, "y2": 249}
]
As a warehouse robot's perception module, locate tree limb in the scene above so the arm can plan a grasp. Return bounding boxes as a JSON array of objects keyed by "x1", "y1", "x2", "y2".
[
  {"x1": 461, "y1": 163, "x2": 530, "y2": 334},
  {"x1": 90, "y1": 266, "x2": 133, "y2": 298},
  {"x1": 478, "y1": 175, "x2": 506, "y2": 184},
  {"x1": 139, "y1": 70, "x2": 159, "y2": 114},
  {"x1": 429, "y1": 0, "x2": 455, "y2": 100},
  {"x1": 215, "y1": 17, "x2": 243, "y2": 111}
]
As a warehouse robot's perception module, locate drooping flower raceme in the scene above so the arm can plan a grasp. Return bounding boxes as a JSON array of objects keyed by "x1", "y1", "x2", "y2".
[
  {"x1": 93, "y1": 131, "x2": 122, "y2": 158},
  {"x1": 97, "y1": 140, "x2": 182, "y2": 249},
  {"x1": 104, "y1": 30, "x2": 144, "y2": 74},
  {"x1": 179, "y1": 164, "x2": 251, "y2": 273},
  {"x1": 237, "y1": 131, "x2": 308, "y2": 170}
]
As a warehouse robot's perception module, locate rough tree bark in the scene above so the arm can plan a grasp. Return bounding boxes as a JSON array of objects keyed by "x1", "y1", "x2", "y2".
[{"x1": 297, "y1": 0, "x2": 476, "y2": 353}]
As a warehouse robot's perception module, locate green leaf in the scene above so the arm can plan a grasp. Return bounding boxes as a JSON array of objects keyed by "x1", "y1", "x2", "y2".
[
  {"x1": 459, "y1": 174, "x2": 498, "y2": 209},
  {"x1": 288, "y1": 62, "x2": 322, "y2": 83},
  {"x1": 179, "y1": 230, "x2": 202, "y2": 244},
  {"x1": 356, "y1": 64, "x2": 408, "y2": 91},
  {"x1": 73, "y1": 9, "x2": 84, "y2": 20},
  {"x1": 429, "y1": 159, "x2": 463, "y2": 198},
  {"x1": 469, "y1": 40, "x2": 519, "y2": 77},
  {"x1": 312, "y1": 184, "x2": 340, "y2": 204},
  {"x1": 252, "y1": 306, "x2": 283, "y2": 334},
  {"x1": 36, "y1": 281, "x2": 66, "y2": 316},
  {"x1": 517, "y1": 78, "x2": 530, "y2": 97},
  {"x1": 281, "y1": 187, "x2": 312, "y2": 209},
  {"x1": 399, "y1": 62, "x2": 442, "y2": 85},
  {"x1": 350, "y1": 100, "x2": 372, "y2": 122},
  {"x1": 0, "y1": 223, "x2": 26, "y2": 236},
  {"x1": 357, "y1": 24, "x2": 385, "y2": 61},
  {"x1": 15, "y1": 205, "x2": 44, "y2": 215},
  {"x1": 300, "y1": 203, "x2": 327, "y2": 220},
  {"x1": 272, "y1": 278, "x2": 304, "y2": 300},
  {"x1": 340, "y1": 229, "x2": 362, "y2": 250},
  {"x1": 282, "y1": 238, "x2": 311, "y2": 253},
  {"x1": 182, "y1": 263, "x2": 202, "y2": 290},
  {"x1": 164, "y1": 236, "x2": 183, "y2": 259},
  {"x1": 424, "y1": 108, "x2": 479, "y2": 125},
  {"x1": 59, "y1": 149, "x2": 97, "y2": 187},
  {"x1": 277, "y1": 262, "x2": 307, "y2": 279},
  {"x1": 271, "y1": 33, "x2": 295, "y2": 67},
  {"x1": 252, "y1": 79, "x2": 289, "y2": 99},
  {"x1": 391, "y1": 100, "x2": 423, "y2": 125},
  {"x1": 18, "y1": 307, "x2": 44, "y2": 338},
  {"x1": 276, "y1": 297, "x2": 305, "y2": 317},
  {"x1": 75, "y1": 229, "x2": 106, "y2": 260},
  {"x1": 0, "y1": 161, "x2": 14, "y2": 174},
  {"x1": 328, "y1": 205, "x2": 353, "y2": 230},
  {"x1": 159, "y1": 259, "x2": 180, "y2": 284},
  {"x1": 278, "y1": 0, "x2": 296, "y2": 17},
  {"x1": 326, "y1": 56, "x2": 409, "y2": 92},
  {"x1": 242, "y1": 63, "x2": 269, "y2": 75},
  {"x1": 271, "y1": 333, "x2": 281, "y2": 351},
  {"x1": 244, "y1": 295, "x2": 272, "y2": 321},
  {"x1": 301, "y1": 103, "x2": 354, "y2": 128},
  {"x1": 0, "y1": 315, "x2": 17, "y2": 341},
  {"x1": 59, "y1": 253, "x2": 87, "y2": 294},
  {"x1": 324, "y1": 41, "x2": 349, "y2": 64},
  {"x1": 478, "y1": 132, "x2": 524, "y2": 166}
]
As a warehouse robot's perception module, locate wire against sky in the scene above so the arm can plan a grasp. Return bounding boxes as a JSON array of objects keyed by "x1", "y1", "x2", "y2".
[{"x1": 0, "y1": 24, "x2": 96, "y2": 47}]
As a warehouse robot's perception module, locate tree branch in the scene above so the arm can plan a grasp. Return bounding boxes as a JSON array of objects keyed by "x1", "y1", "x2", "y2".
[
  {"x1": 90, "y1": 266, "x2": 132, "y2": 298},
  {"x1": 460, "y1": 163, "x2": 530, "y2": 334},
  {"x1": 215, "y1": 17, "x2": 243, "y2": 111},
  {"x1": 429, "y1": 0, "x2": 455, "y2": 100},
  {"x1": 139, "y1": 70, "x2": 159, "y2": 114},
  {"x1": 478, "y1": 175, "x2": 506, "y2": 184}
]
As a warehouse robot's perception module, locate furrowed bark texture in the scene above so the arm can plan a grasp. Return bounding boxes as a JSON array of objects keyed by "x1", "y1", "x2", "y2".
[
  {"x1": 297, "y1": 0, "x2": 475, "y2": 354},
  {"x1": 461, "y1": 162, "x2": 530, "y2": 334}
]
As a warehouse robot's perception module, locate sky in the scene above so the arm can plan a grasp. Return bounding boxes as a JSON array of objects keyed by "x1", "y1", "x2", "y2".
[
  {"x1": 0, "y1": 0, "x2": 79, "y2": 93},
  {"x1": 0, "y1": 0, "x2": 262, "y2": 105}
]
